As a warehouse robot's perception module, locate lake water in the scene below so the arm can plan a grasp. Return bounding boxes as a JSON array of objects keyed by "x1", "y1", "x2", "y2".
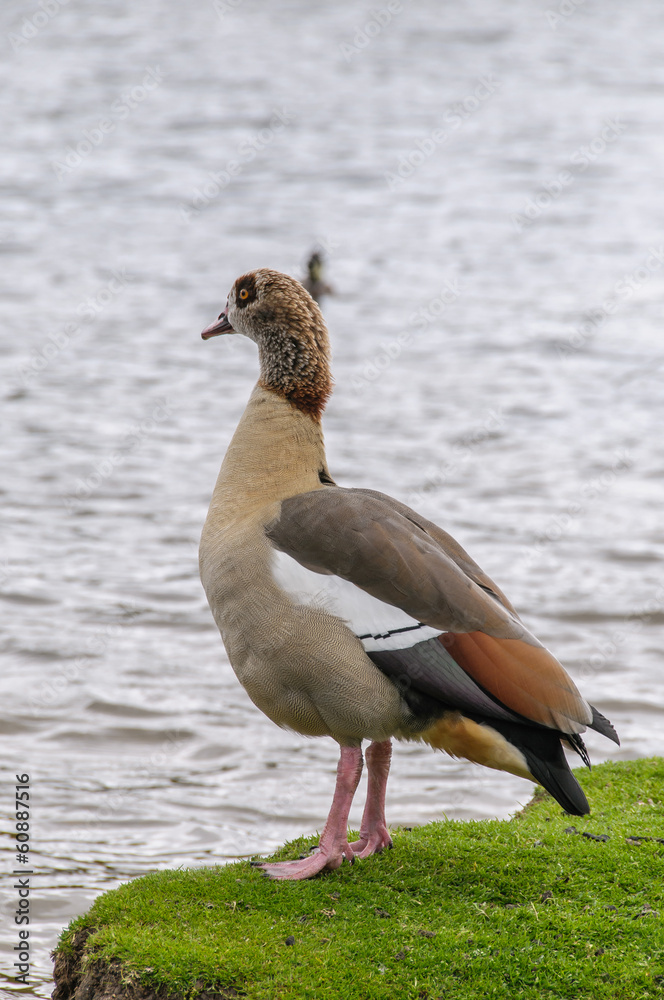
[{"x1": 2, "y1": 0, "x2": 663, "y2": 993}]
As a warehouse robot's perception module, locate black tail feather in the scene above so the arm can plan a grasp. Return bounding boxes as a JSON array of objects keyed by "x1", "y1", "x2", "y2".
[
  {"x1": 475, "y1": 717, "x2": 591, "y2": 816},
  {"x1": 565, "y1": 732, "x2": 591, "y2": 769},
  {"x1": 521, "y1": 742, "x2": 590, "y2": 816},
  {"x1": 589, "y1": 705, "x2": 620, "y2": 745}
]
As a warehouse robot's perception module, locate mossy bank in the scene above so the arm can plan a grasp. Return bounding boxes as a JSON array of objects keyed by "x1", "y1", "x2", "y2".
[{"x1": 53, "y1": 758, "x2": 664, "y2": 1000}]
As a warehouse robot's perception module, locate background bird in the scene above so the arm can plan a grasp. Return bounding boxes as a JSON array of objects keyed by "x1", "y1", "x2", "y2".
[
  {"x1": 199, "y1": 268, "x2": 619, "y2": 881},
  {"x1": 301, "y1": 250, "x2": 334, "y2": 303}
]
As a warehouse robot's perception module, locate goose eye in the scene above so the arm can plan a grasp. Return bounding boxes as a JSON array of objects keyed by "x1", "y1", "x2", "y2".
[{"x1": 239, "y1": 288, "x2": 249, "y2": 301}]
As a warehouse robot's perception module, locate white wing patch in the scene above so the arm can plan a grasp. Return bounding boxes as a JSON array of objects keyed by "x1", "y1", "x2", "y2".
[{"x1": 271, "y1": 548, "x2": 443, "y2": 652}]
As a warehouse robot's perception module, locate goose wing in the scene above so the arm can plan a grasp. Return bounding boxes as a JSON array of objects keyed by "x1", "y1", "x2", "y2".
[{"x1": 266, "y1": 486, "x2": 615, "y2": 740}]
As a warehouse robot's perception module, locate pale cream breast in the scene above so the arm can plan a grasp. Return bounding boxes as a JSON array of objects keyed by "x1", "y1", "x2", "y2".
[{"x1": 199, "y1": 385, "x2": 410, "y2": 744}]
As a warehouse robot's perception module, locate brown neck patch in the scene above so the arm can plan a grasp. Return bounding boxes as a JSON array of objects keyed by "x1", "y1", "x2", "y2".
[
  {"x1": 284, "y1": 379, "x2": 333, "y2": 421},
  {"x1": 258, "y1": 358, "x2": 332, "y2": 421},
  {"x1": 256, "y1": 314, "x2": 332, "y2": 421}
]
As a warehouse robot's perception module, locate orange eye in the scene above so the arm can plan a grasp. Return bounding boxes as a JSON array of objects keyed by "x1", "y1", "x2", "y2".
[{"x1": 239, "y1": 288, "x2": 249, "y2": 300}]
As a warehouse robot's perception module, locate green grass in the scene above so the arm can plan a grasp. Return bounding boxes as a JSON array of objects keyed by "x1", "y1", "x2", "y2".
[{"x1": 56, "y1": 758, "x2": 664, "y2": 999}]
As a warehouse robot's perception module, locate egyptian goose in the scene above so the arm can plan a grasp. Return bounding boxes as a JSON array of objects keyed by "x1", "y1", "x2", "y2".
[
  {"x1": 199, "y1": 269, "x2": 618, "y2": 881},
  {"x1": 301, "y1": 250, "x2": 334, "y2": 303}
]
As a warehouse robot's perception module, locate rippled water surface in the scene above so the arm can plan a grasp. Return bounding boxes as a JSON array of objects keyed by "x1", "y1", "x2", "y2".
[{"x1": 2, "y1": 0, "x2": 664, "y2": 993}]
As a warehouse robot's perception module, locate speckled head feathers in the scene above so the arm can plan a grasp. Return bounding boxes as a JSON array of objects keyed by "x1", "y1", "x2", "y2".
[{"x1": 208, "y1": 269, "x2": 332, "y2": 420}]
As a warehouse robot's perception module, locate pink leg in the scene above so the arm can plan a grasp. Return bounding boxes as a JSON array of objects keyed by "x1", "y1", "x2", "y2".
[
  {"x1": 254, "y1": 745, "x2": 363, "y2": 881},
  {"x1": 348, "y1": 739, "x2": 393, "y2": 859}
]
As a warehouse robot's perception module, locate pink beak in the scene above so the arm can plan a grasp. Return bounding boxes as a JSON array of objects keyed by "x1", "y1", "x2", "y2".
[{"x1": 201, "y1": 308, "x2": 234, "y2": 340}]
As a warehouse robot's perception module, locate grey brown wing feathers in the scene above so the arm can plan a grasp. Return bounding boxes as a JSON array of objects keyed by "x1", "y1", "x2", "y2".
[
  {"x1": 265, "y1": 487, "x2": 596, "y2": 736},
  {"x1": 350, "y1": 487, "x2": 518, "y2": 616}
]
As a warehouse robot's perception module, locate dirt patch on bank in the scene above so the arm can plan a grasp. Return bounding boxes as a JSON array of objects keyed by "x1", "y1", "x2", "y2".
[{"x1": 51, "y1": 928, "x2": 241, "y2": 1000}]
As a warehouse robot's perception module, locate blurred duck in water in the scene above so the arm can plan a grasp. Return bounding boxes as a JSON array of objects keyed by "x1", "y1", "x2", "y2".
[{"x1": 302, "y1": 250, "x2": 334, "y2": 304}]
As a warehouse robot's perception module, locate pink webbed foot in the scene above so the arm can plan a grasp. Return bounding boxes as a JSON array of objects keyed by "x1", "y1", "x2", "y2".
[
  {"x1": 251, "y1": 745, "x2": 364, "y2": 882},
  {"x1": 348, "y1": 825, "x2": 393, "y2": 859},
  {"x1": 253, "y1": 840, "x2": 355, "y2": 881}
]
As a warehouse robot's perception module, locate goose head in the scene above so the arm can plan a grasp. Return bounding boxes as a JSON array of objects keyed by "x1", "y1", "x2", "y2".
[{"x1": 201, "y1": 268, "x2": 332, "y2": 419}]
